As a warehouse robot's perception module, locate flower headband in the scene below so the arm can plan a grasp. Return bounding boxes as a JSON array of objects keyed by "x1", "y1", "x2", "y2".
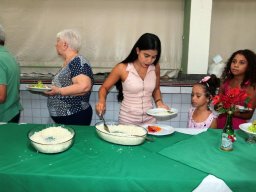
[{"x1": 199, "y1": 76, "x2": 211, "y2": 87}]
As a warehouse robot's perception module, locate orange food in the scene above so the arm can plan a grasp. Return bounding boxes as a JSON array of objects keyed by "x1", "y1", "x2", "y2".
[{"x1": 147, "y1": 125, "x2": 161, "y2": 133}]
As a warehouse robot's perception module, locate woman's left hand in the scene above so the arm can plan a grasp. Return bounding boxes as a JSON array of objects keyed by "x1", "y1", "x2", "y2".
[{"x1": 44, "y1": 85, "x2": 61, "y2": 96}]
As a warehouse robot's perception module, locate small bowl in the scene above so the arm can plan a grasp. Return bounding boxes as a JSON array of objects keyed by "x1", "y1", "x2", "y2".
[
  {"x1": 95, "y1": 121, "x2": 147, "y2": 145},
  {"x1": 28, "y1": 126, "x2": 75, "y2": 154}
]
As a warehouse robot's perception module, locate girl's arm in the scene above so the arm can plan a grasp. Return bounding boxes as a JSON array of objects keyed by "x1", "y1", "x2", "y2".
[
  {"x1": 96, "y1": 63, "x2": 125, "y2": 116},
  {"x1": 152, "y1": 63, "x2": 169, "y2": 109},
  {"x1": 210, "y1": 118, "x2": 217, "y2": 129}
]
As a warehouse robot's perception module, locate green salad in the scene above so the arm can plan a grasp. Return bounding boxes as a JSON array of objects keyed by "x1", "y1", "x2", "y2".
[
  {"x1": 248, "y1": 120, "x2": 256, "y2": 133},
  {"x1": 31, "y1": 81, "x2": 46, "y2": 88}
]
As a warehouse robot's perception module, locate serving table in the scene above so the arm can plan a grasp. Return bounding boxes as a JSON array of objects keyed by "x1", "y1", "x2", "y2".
[{"x1": 0, "y1": 123, "x2": 255, "y2": 192}]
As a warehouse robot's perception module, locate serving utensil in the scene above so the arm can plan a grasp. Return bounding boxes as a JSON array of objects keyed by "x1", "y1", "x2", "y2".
[{"x1": 100, "y1": 115, "x2": 110, "y2": 133}]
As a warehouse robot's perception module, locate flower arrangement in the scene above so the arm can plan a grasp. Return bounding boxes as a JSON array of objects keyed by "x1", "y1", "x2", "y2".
[
  {"x1": 213, "y1": 87, "x2": 252, "y2": 150},
  {"x1": 212, "y1": 87, "x2": 252, "y2": 114}
]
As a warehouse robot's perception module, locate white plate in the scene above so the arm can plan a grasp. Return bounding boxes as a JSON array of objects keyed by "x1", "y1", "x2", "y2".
[
  {"x1": 236, "y1": 105, "x2": 252, "y2": 112},
  {"x1": 27, "y1": 85, "x2": 51, "y2": 92},
  {"x1": 146, "y1": 108, "x2": 178, "y2": 117},
  {"x1": 143, "y1": 124, "x2": 175, "y2": 136},
  {"x1": 239, "y1": 123, "x2": 256, "y2": 136}
]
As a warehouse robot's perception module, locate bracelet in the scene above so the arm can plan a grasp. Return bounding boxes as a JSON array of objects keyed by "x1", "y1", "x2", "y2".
[{"x1": 155, "y1": 99, "x2": 162, "y2": 103}]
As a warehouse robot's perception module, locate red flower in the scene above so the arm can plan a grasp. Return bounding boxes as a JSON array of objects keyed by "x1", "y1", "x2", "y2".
[
  {"x1": 212, "y1": 87, "x2": 251, "y2": 114},
  {"x1": 212, "y1": 95, "x2": 220, "y2": 105}
]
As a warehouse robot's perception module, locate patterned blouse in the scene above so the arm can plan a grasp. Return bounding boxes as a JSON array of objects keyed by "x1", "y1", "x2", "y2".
[{"x1": 47, "y1": 55, "x2": 94, "y2": 116}]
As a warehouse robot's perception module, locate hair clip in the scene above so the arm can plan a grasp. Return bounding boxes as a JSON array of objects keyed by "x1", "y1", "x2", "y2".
[
  {"x1": 200, "y1": 76, "x2": 211, "y2": 83},
  {"x1": 199, "y1": 76, "x2": 211, "y2": 87}
]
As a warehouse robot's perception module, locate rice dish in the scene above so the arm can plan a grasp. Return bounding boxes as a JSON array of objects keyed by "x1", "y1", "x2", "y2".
[
  {"x1": 95, "y1": 123, "x2": 147, "y2": 145},
  {"x1": 29, "y1": 126, "x2": 74, "y2": 153}
]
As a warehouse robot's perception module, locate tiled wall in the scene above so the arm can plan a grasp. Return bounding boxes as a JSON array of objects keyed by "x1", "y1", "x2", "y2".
[
  {"x1": 19, "y1": 86, "x2": 256, "y2": 127},
  {"x1": 19, "y1": 85, "x2": 192, "y2": 127}
]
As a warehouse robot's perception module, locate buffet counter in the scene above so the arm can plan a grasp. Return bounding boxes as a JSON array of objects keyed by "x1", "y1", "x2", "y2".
[{"x1": 0, "y1": 123, "x2": 255, "y2": 192}]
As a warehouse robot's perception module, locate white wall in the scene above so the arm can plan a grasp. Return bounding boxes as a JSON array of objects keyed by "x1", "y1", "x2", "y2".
[{"x1": 187, "y1": 0, "x2": 212, "y2": 74}]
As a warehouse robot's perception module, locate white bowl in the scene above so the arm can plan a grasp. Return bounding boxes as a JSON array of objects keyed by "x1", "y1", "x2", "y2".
[
  {"x1": 28, "y1": 126, "x2": 75, "y2": 154},
  {"x1": 95, "y1": 122, "x2": 147, "y2": 145}
]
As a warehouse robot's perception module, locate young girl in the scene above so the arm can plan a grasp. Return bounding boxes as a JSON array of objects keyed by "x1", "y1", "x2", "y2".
[
  {"x1": 188, "y1": 74, "x2": 220, "y2": 128},
  {"x1": 217, "y1": 49, "x2": 256, "y2": 129}
]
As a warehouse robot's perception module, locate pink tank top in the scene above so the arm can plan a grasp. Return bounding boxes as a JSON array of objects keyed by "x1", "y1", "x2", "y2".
[{"x1": 119, "y1": 63, "x2": 156, "y2": 125}]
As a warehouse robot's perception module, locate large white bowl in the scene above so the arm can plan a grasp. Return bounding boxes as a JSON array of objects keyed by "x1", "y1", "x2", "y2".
[
  {"x1": 28, "y1": 126, "x2": 75, "y2": 154},
  {"x1": 95, "y1": 122, "x2": 147, "y2": 145}
]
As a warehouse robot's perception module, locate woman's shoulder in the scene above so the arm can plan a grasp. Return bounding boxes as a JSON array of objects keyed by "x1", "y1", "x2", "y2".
[{"x1": 113, "y1": 63, "x2": 128, "y2": 71}]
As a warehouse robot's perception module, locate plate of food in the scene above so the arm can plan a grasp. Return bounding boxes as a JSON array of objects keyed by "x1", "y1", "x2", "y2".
[
  {"x1": 143, "y1": 124, "x2": 175, "y2": 136},
  {"x1": 27, "y1": 81, "x2": 51, "y2": 92},
  {"x1": 235, "y1": 105, "x2": 252, "y2": 112},
  {"x1": 239, "y1": 121, "x2": 256, "y2": 136},
  {"x1": 146, "y1": 108, "x2": 178, "y2": 118}
]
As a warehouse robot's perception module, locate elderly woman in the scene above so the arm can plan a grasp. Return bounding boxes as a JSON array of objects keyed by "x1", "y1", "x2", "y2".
[{"x1": 45, "y1": 29, "x2": 94, "y2": 125}]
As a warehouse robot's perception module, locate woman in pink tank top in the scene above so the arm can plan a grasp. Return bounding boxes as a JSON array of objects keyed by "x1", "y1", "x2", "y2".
[{"x1": 96, "y1": 33, "x2": 169, "y2": 125}]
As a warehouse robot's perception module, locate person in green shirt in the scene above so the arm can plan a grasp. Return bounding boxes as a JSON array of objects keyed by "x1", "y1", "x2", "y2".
[{"x1": 0, "y1": 24, "x2": 22, "y2": 122}]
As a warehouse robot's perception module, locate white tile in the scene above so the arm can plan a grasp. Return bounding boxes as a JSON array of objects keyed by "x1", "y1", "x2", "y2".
[
  {"x1": 160, "y1": 87, "x2": 180, "y2": 94},
  {"x1": 40, "y1": 108, "x2": 50, "y2": 117},
  {"x1": 21, "y1": 99, "x2": 32, "y2": 109},
  {"x1": 170, "y1": 121, "x2": 180, "y2": 127},
  {"x1": 32, "y1": 100, "x2": 41, "y2": 109},
  {"x1": 181, "y1": 94, "x2": 191, "y2": 104},
  {"x1": 39, "y1": 94, "x2": 48, "y2": 100},
  {"x1": 181, "y1": 87, "x2": 192, "y2": 93},
  {"x1": 106, "y1": 101, "x2": 114, "y2": 110},
  {"x1": 171, "y1": 103, "x2": 181, "y2": 111},
  {"x1": 181, "y1": 104, "x2": 191, "y2": 112},
  {"x1": 179, "y1": 121, "x2": 188, "y2": 128},
  {"x1": 21, "y1": 91, "x2": 32, "y2": 99},
  {"x1": 32, "y1": 117, "x2": 42, "y2": 124},
  {"x1": 31, "y1": 93, "x2": 41, "y2": 99},
  {"x1": 22, "y1": 117, "x2": 33, "y2": 123},
  {"x1": 32, "y1": 109, "x2": 41, "y2": 117},
  {"x1": 180, "y1": 112, "x2": 189, "y2": 122},
  {"x1": 40, "y1": 101, "x2": 48, "y2": 109},
  {"x1": 23, "y1": 108, "x2": 32, "y2": 117},
  {"x1": 172, "y1": 94, "x2": 182, "y2": 103}
]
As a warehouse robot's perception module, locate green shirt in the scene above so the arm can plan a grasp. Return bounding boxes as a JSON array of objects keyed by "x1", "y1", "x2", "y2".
[{"x1": 0, "y1": 46, "x2": 22, "y2": 122}]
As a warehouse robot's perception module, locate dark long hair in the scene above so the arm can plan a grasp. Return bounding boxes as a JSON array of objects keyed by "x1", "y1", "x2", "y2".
[
  {"x1": 221, "y1": 49, "x2": 256, "y2": 87},
  {"x1": 195, "y1": 74, "x2": 220, "y2": 98},
  {"x1": 116, "y1": 33, "x2": 162, "y2": 101}
]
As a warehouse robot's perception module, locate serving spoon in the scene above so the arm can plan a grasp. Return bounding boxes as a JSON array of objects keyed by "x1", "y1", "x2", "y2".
[{"x1": 100, "y1": 115, "x2": 110, "y2": 133}]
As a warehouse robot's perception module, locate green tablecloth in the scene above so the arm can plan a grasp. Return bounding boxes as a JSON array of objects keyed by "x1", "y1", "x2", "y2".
[
  {"x1": 0, "y1": 123, "x2": 206, "y2": 192},
  {"x1": 159, "y1": 129, "x2": 256, "y2": 192}
]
